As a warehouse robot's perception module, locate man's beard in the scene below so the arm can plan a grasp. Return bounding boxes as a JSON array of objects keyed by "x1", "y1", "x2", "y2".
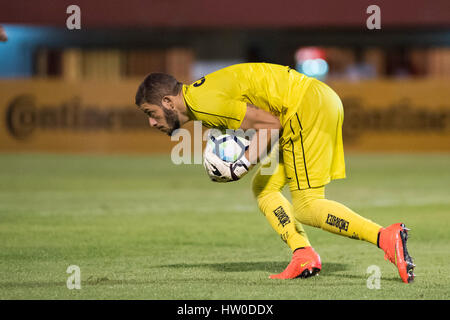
[{"x1": 163, "y1": 107, "x2": 181, "y2": 136}]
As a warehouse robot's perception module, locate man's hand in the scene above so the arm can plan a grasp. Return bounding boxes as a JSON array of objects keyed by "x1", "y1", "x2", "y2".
[{"x1": 203, "y1": 149, "x2": 250, "y2": 183}]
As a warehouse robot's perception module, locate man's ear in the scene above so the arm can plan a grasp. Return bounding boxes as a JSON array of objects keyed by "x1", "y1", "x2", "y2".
[{"x1": 161, "y1": 96, "x2": 175, "y2": 110}]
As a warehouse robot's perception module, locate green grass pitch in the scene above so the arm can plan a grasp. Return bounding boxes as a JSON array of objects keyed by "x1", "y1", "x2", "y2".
[{"x1": 0, "y1": 153, "x2": 449, "y2": 299}]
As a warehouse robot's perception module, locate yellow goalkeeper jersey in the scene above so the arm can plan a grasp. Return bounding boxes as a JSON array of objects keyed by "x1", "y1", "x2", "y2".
[{"x1": 182, "y1": 63, "x2": 313, "y2": 129}]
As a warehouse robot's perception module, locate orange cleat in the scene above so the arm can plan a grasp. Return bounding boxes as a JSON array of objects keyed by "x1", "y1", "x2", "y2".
[
  {"x1": 270, "y1": 246, "x2": 321, "y2": 279},
  {"x1": 378, "y1": 223, "x2": 415, "y2": 283}
]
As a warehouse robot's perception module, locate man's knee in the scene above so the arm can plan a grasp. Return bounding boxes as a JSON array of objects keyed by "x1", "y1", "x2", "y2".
[{"x1": 291, "y1": 187, "x2": 326, "y2": 227}]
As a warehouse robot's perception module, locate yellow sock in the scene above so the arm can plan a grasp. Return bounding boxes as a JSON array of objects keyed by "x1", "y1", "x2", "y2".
[
  {"x1": 291, "y1": 187, "x2": 382, "y2": 245},
  {"x1": 251, "y1": 147, "x2": 311, "y2": 251},
  {"x1": 256, "y1": 191, "x2": 311, "y2": 250}
]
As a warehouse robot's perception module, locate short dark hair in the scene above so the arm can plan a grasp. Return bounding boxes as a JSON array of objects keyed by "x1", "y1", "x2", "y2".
[{"x1": 135, "y1": 73, "x2": 183, "y2": 107}]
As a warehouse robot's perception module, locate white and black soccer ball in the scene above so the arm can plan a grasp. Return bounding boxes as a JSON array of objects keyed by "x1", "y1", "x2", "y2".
[{"x1": 205, "y1": 133, "x2": 250, "y2": 163}]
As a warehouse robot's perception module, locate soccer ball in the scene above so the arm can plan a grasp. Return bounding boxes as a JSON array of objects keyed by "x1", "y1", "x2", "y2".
[{"x1": 205, "y1": 133, "x2": 250, "y2": 162}]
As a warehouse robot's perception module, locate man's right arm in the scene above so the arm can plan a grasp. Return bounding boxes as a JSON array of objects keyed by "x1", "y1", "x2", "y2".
[
  {"x1": 240, "y1": 104, "x2": 281, "y2": 168},
  {"x1": 203, "y1": 103, "x2": 280, "y2": 183}
]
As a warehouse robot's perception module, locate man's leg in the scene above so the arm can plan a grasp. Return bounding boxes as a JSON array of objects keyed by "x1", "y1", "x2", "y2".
[
  {"x1": 252, "y1": 145, "x2": 321, "y2": 279},
  {"x1": 291, "y1": 186, "x2": 381, "y2": 244},
  {"x1": 282, "y1": 79, "x2": 415, "y2": 283},
  {"x1": 251, "y1": 144, "x2": 310, "y2": 252},
  {"x1": 290, "y1": 186, "x2": 415, "y2": 283}
]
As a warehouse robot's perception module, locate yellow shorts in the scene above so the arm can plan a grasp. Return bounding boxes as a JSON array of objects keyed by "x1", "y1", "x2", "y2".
[{"x1": 280, "y1": 78, "x2": 346, "y2": 190}]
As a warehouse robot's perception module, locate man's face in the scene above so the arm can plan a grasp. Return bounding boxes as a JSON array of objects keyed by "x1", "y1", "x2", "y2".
[{"x1": 140, "y1": 103, "x2": 180, "y2": 136}]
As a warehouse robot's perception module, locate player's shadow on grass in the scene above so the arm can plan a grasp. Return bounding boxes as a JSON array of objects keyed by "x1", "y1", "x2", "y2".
[
  {"x1": 156, "y1": 261, "x2": 402, "y2": 282},
  {"x1": 156, "y1": 261, "x2": 348, "y2": 275}
]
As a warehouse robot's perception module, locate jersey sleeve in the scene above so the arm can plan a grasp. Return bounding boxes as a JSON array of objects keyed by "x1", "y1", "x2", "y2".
[
  {"x1": 188, "y1": 99, "x2": 247, "y2": 130},
  {"x1": 183, "y1": 82, "x2": 247, "y2": 130}
]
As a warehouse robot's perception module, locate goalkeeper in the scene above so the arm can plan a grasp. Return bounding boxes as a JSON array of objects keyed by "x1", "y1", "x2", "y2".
[{"x1": 134, "y1": 63, "x2": 415, "y2": 283}]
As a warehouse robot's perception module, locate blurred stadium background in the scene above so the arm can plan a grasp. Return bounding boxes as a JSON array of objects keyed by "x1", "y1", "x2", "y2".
[
  {"x1": 0, "y1": 0, "x2": 449, "y2": 300},
  {"x1": 1, "y1": 0, "x2": 450, "y2": 153}
]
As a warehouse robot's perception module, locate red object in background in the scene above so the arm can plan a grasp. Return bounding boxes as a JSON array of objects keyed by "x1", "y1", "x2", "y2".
[
  {"x1": 295, "y1": 47, "x2": 326, "y2": 63},
  {"x1": 0, "y1": 26, "x2": 7, "y2": 42}
]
